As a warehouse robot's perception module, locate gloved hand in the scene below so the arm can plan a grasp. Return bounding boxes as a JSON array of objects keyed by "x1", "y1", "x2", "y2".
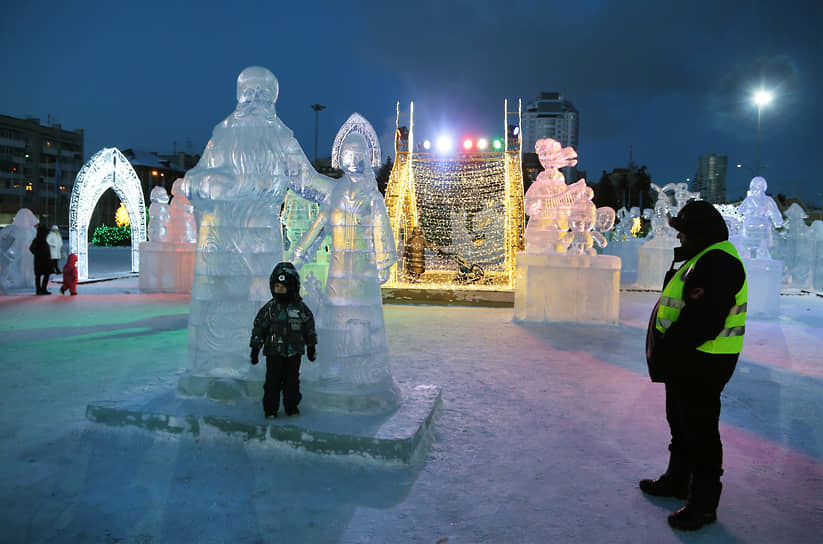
[
  {"x1": 306, "y1": 345, "x2": 316, "y2": 362},
  {"x1": 250, "y1": 348, "x2": 259, "y2": 365}
]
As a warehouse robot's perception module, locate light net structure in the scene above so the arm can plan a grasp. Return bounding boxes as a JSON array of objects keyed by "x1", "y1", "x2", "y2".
[
  {"x1": 384, "y1": 101, "x2": 525, "y2": 290},
  {"x1": 69, "y1": 147, "x2": 146, "y2": 280}
]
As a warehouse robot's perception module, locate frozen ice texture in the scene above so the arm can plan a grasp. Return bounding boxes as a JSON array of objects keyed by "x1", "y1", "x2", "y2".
[
  {"x1": 737, "y1": 176, "x2": 784, "y2": 260},
  {"x1": 0, "y1": 208, "x2": 38, "y2": 293},
  {"x1": 147, "y1": 186, "x2": 170, "y2": 242},
  {"x1": 775, "y1": 203, "x2": 811, "y2": 288},
  {"x1": 743, "y1": 257, "x2": 782, "y2": 317},
  {"x1": 514, "y1": 252, "x2": 621, "y2": 324},
  {"x1": 567, "y1": 187, "x2": 615, "y2": 255},
  {"x1": 523, "y1": 139, "x2": 587, "y2": 254},
  {"x1": 292, "y1": 130, "x2": 399, "y2": 413},
  {"x1": 811, "y1": 220, "x2": 823, "y2": 290},
  {"x1": 179, "y1": 66, "x2": 333, "y2": 386},
  {"x1": 167, "y1": 179, "x2": 197, "y2": 244}
]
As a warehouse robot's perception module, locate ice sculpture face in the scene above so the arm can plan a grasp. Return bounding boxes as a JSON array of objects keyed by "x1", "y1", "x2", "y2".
[
  {"x1": 340, "y1": 134, "x2": 369, "y2": 175},
  {"x1": 292, "y1": 128, "x2": 399, "y2": 413},
  {"x1": 237, "y1": 66, "x2": 278, "y2": 106},
  {"x1": 567, "y1": 187, "x2": 616, "y2": 255},
  {"x1": 0, "y1": 208, "x2": 38, "y2": 291},
  {"x1": 178, "y1": 66, "x2": 334, "y2": 389},
  {"x1": 737, "y1": 176, "x2": 784, "y2": 260}
]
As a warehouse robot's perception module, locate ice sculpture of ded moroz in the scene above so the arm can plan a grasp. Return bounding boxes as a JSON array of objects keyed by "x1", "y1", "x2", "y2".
[
  {"x1": 292, "y1": 131, "x2": 399, "y2": 413},
  {"x1": 178, "y1": 66, "x2": 334, "y2": 397}
]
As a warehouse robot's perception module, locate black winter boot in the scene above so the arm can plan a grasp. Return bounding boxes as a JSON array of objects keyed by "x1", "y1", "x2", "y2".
[
  {"x1": 639, "y1": 474, "x2": 690, "y2": 499},
  {"x1": 639, "y1": 453, "x2": 690, "y2": 499},
  {"x1": 668, "y1": 479, "x2": 721, "y2": 530}
]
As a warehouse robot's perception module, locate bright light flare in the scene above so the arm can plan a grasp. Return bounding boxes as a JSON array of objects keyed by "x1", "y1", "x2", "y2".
[
  {"x1": 436, "y1": 136, "x2": 452, "y2": 153},
  {"x1": 753, "y1": 89, "x2": 773, "y2": 107},
  {"x1": 463, "y1": 139, "x2": 473, "y2": 150},
  {"x1": 477, "y1": 138, "x2": 488, "y2": 150},
  {"x1": 492, "y1": 139, "x2": 503, "y2": 150},
  {"x1": 423, "y1": 139, "x2": 431, "y2": 150}
]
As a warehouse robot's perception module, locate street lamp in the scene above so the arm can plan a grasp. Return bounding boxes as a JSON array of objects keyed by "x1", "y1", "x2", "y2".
[
  {"x1": 310, "y1": 104, "x2": 326, "y2": 164},
  {"x1": 752, "y1": 89, "x2": 773, "y2": 176}
]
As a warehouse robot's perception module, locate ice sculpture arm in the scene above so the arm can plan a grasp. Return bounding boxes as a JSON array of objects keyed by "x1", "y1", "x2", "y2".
[
  {"x1": 591, "y1": 231, "x2": 609, "y2": 248},
  {"x1": 767, "y1": 200, "x2": 785, "y2": 229},
  {"x1": 291, "y1": 210, "x2": 328, "y2": 270},
  {"x1": 372, "y1": 198, "x2": 397, "y2": 285}
]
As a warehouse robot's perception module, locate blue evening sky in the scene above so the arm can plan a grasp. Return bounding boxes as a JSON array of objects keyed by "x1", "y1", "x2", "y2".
[{"x1": 1, "y1": 0, "x2": 820, "y2": 203}]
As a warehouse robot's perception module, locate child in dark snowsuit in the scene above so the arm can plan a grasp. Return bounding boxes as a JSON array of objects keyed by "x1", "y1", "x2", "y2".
[
  {"x1": 60, "y1": 253, "x2": 78, "y2": 295},
  {"x1": 250, "y1": 262, "x2": 317, "y2": 418}
]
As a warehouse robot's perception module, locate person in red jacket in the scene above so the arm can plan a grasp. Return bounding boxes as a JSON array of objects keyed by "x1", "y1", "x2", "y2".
[{"x1": 60, "y1": 253, "x2": 78, "y2": 295}]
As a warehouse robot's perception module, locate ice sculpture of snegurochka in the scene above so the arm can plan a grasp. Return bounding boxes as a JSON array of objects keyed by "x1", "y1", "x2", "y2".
[
  {"x1": 777, "y1": 202, "x2": 811, "y2": 288},
  {"x1": 0, "y1": 208, "x2": 38, "y2": 293},
  {"x1": 523, "y1": 138, "x2": 588, "y2": 254},
  {"x1": 737, "y1": 176, "x2": 784, "y2": 260},
  {"x1": 178, "y1": 66, "x2": 334, "y2": 398},
  {"x1": 292, "y1": 130, "x2": 400, "y2": 413},
  {"x1": 147, "y1": 186, "x2": 170, "y2": 241}
]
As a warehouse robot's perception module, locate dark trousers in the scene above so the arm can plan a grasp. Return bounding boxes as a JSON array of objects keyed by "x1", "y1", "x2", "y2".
[
  {"x1": 51, "y1": 258, "x2": 60, "y2": 274},
  {"x1": 263, "y1": 354, "x2": 302, "y2": 415},
  {"x1": 35, "y1": 274, "x2": 50, "y2": 293},
  {"x1": 665, "y1": 377, "x2": 728, "y2": 508}
]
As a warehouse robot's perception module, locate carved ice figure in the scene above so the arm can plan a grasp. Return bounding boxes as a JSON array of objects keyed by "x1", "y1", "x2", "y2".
[
  {"x1": 811, "y1": 221, "x2": 823, "y2": 290},
  {"x1": 647, "y1": 184, "x2": 677, "y2": 240},
  {"x1": 567, "y1": 187, "x2": 616, "y2": 255},
  {"x1": 0, "y1": 208, "x2": 38, "y2": 292},
  {"x1": 147, "y1": 185, "x2": 170, "y2": 242},
  {"x1": 778, "y1": 203, "x2": 811, "y2": 287},
  {"x1": 716, "y1": 203, "x2": 744, "y2": 244},
  {"x1": 179, "y1": 66, "x2": 333, "y2": 390},
  {"x1": 671, "y1": 182, "x2": 700, "y2": 213},
  {"x1": 524, "y1": 138, "x2": 587, "y2": 253},
  {"x1": 168, "y1": 178, "x2": 197, "y2": 244},
  {"x1": 292, "y1": 131, "x2": 399, "y2": 412},
  {"x1": 614, "y1": 206, "x2": 643, "y2": 240},
  {"x1": 737, "y1": 176, "x2": 784, "y2": 260}
]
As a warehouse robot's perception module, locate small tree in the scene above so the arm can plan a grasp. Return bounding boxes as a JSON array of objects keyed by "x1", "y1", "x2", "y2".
[{"x1": 115, "y1": 202, "x2": 130, "y2": 227}]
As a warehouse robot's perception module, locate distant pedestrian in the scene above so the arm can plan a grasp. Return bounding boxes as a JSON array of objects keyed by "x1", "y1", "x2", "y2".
[
  {"x1": 60, "y1": 253, "x2": 78, "y2": 295},
  {"x1": 249, "y1": 262, "x2": 317, "y2": 419},
  {"x1": 46, "y1": 225, "x2": 62, "y2": 274},
  {"x1": 29, "y1": 226, "x2": 52, "y2": 295}
]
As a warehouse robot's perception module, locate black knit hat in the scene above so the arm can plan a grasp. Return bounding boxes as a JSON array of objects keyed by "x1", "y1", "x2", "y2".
[
  {"x1": 269, "y1": 262, "x2": 300, "y2": 297},
  {"x1": 668, "y1": 200, "x2": 729, "y2": 243}
]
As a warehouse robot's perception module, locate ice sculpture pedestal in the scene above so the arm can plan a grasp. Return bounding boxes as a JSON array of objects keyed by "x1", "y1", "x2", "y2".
[
  {"x1": 138, "y1": 241, "x2": 195, "y2": 293},
  {"x1": 602, "y1": 238, "x2": 643, "y2": 287},
  {"x1": 514, "y1": 253, "x2": 621, "y2": 325},
  {"x1": 635, "y1": 241, "x2": 676, "y2": 290},
  {"x1": 743, "y1": 258, "x2": 783, "y2": 318}
]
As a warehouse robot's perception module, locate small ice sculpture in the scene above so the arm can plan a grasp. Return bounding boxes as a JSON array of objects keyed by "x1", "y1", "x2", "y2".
[
  {"x1": 614, "y1": 206, "x2": 644, "y2": 240},
  {"x1": 147, "y1": 186, "x2": 170, "y2": 242},
  {"x1": 811, "y1": 221, "x2": 823, "y2": 290},
  {"x1": 778, "y1": 202, "x2": 811, "y2": 288},
  {"x1": 647, "y1": 184, "x2": 678, "y2": 241},
  {"x1": 737, "y1": 176, "x2": 784, "y2": 260},
  {"x1": 179, "y1": 66, "x2": 334, "y2": 392},
  {"x1": 167, "y1": 179, "x2": 197, "y2": 244},
  {"x1": 567, "y1": 187, "x2": 616, "y2": 255},
  {"x1": 0, "y1": 208, "x2": 38, "y2": 292},
  {"x1": 524, "y1": 138, "x2": 588, "y2": 253},
  {"x1": 292, "y1": 130, "x2": 399, "y2": 413}
]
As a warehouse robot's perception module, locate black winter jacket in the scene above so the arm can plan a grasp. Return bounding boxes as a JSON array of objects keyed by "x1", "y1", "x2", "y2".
[{"x1": 250, "y1": 296, "x2": 317, "y2": 358}]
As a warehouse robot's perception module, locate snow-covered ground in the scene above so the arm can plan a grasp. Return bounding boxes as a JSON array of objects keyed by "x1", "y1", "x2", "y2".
[{"x1": 1, "y1": 247, "x2": 821, "y2": 543}]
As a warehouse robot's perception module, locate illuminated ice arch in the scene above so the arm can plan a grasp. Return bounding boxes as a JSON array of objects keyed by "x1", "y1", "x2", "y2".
[
  {"x1": 331, "y1": 112, "x2": 381, "y2": 169},
  {"x1": 69, "y1": 147, "x2": 147, "y2": 280}
]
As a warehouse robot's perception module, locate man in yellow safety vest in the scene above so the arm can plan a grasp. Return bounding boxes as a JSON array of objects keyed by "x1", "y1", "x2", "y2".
[{"x1": 642, "y1": 200, "x2": 747, "y2": 531}]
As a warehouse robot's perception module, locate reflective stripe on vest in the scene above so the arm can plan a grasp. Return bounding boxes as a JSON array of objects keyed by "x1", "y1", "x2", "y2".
[{"x1": 654, "y1": 240, "x2": 747, "y2": 354}]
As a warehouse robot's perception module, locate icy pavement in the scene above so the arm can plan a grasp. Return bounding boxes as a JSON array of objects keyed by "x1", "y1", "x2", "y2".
[{"x1": 0, "y1": 277, "x2": 821, "y2": 543}]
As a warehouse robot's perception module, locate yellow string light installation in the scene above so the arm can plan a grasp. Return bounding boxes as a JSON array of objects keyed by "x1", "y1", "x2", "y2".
[
  {"x1": 115, "y1": 202, "x2": 130, "y2": 227},
  {"x1": 384, "y1": 101, "x2": 525, "y2": 290}
]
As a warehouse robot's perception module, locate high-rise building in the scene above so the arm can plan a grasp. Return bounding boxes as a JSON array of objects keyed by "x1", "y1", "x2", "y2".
[
  {"x1": 0, "y1": 114, "x2": 84, "y2": 225},
  {"x1": 692, "y1": 153, "x2": 728, "y2": 203},
  {"x1": 521, "y1": 92, "x2": 579, "y2": 154}
]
